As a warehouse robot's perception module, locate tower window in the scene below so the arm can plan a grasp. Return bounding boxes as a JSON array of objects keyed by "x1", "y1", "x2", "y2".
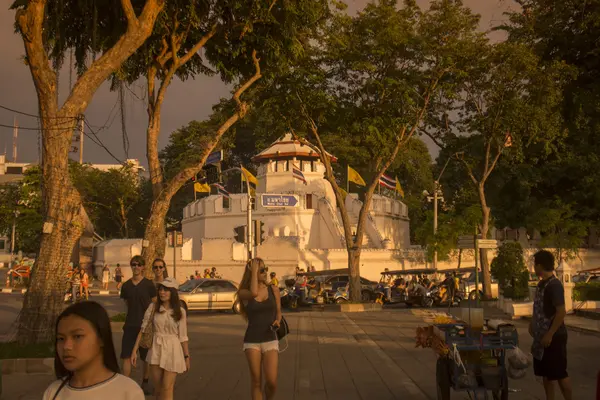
[{"x1": 306, "y1": 194, "x2": 313, "y2": 209}]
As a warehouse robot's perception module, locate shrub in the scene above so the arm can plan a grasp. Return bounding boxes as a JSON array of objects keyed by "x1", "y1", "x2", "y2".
[
  {"x1": 573, "y1": 282, "x2": 600, "y2": 302},
  {"x1": 491, "y1": 241, "x2": 529, "y2": 300},
  {"x1": 110, "y1": 313, "x2": 127, "y2": 322}
]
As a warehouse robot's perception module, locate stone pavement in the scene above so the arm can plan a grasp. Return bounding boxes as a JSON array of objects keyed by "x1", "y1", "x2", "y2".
[{"x1": 3, "y1": 307, "x2": 599, "y2": 400}]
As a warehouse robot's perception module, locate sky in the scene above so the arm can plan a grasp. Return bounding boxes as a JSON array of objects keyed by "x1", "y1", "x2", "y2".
[{"x1": 0, "y1": 0, "x2": 516, "y2": 167}]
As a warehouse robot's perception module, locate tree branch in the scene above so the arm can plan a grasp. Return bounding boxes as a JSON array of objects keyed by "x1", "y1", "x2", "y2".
[
  {"x1": 64, "y1": 0, "x2": 165, "y2": 115},
  {"x1": 120, "y1": 0, "x2": 138, "y2": 25},
  {"x1": 457, "y1": 154, "x2": 479, "y2": 186},
  {"x1": 159, "y1": 51, "x2": 262, "y2": 200},
  {"x1": 178, "y1": 24, "x2": 218, "y2": 66},
  {"x1": 483, "y1": 143, "x2": 503, "y2": 182}
]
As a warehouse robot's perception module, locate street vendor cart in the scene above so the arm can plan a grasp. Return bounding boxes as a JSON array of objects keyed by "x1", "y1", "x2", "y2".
[{"x1": 417, "y1": 316, "x2": 518, "y2": 400}]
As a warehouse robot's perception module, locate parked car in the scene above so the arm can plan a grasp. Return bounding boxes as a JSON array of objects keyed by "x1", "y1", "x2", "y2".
[
  {"x1": 178, "y1": 279, "x2": 240, "y2": 313},
  {"x1": 460, "y1": 271, "x2": 499, "y2": 300},
  {"x1": 322, "y1": 274, "x2": 378, "y2": 302},
  {"x1": 573, "y1": 272, "x2": 600, "y2": 284}
]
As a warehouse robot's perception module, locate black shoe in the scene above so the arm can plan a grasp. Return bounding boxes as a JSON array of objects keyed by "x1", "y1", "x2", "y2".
[{"x1": 141, "y1": 380, "x2": 153, "y2": 395}]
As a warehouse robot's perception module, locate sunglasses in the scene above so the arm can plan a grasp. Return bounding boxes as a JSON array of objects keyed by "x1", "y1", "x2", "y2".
[
  {"x1": 130, "y1": 263, "x2": 142, "y2": 267},
  {"x1": 153, "y1": 265, "x2": 164, "y2": 270}
]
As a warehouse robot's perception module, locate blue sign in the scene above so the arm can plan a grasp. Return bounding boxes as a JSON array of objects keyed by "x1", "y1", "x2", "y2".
[
  {"x1": 205, "y1": 150, "x2": 223, "y2": 166},
  {"x1": 261, "y1": 194, "x2": 299, "y2": 208}
]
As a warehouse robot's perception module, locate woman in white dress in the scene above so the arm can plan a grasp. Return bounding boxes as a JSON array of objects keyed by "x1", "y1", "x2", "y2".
[
  {"x1": 102, "y1": 264, "x2": 110, "y2": 290},
  {"x1": 131, "y1": 277, "x2": 189, "y2": 400}
]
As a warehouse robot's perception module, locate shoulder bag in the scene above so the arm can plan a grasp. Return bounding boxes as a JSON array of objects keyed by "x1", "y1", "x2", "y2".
[
  {"x1": 269, "y1": 285, "x2": 289, "y2": 344},
  {"x1": 139, "y1": 303, "x2": 156, "y2": 349}
]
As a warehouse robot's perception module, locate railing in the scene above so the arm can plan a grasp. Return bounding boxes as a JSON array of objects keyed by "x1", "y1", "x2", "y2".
[{"x1": 320, "y1": 197, "x2": 347, "y2": 247}]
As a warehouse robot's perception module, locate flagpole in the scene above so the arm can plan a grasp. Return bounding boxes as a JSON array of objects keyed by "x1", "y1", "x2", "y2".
[
  {"x1": 346, "y1": 165, "x2": 349, "y2": 193},
  {"x1": 194, "y1": 185, "x2": 197, "y2": 201}
]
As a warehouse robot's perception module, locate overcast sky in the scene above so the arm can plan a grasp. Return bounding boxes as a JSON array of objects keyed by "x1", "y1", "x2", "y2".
[{"x1": 0, "y1": 0, "x2": 516, "y2": 167}]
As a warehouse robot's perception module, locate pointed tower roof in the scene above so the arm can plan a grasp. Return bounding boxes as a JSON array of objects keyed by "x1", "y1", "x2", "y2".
[{"x1": 251, "y1": 133, "x2": 337, "y2": 162}]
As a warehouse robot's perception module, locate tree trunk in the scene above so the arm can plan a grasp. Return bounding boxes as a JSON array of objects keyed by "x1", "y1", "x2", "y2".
[
  {"x1": 17, "y1": 118, "x2": 84, "y2": 344},
  {"x1": 457, "y1": 248, "x2": 462, "y2": 268},
  {"x1": 146, "y1": 117, "x2": 164, "y2": 198},
  {"x1": 478, "y1": 183, "x2": 493, "y2": 300},
  {"x1": 141, "y1": 200, "x2": 169, "y2": 278},
  {"x1": 348, "y1": 249, "x2": 362, "y2": 302}
]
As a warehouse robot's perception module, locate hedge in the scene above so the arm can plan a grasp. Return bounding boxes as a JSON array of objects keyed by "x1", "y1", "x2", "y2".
[{"x1": 573, "y1": 282, "x2": 600, "y2": 302}]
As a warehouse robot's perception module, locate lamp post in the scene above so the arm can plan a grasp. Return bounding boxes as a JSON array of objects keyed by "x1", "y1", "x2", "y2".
[{"x1": 221, "y1": 165, "x2": 253, "y2": 260}]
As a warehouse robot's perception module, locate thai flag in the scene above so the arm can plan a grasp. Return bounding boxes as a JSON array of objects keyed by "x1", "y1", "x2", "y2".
[
  {"x1": 214, "y1": 183, "x2": 230, "y2": 198},
  {"x1": 379, "y1": 173, "x2": 395, "y2": 189},
  {"x1": 292, "y1": 165, "x2": 307, "y2": 185}
]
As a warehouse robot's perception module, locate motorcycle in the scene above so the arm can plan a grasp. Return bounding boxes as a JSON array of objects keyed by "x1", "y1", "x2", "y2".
[{"x1": 280, "y1": 287, "x2": 300, "y2": 310}]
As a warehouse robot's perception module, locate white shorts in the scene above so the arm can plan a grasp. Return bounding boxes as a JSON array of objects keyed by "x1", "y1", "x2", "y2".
[{"x1": 243, "y1": 340, "x2": 279, "y2": 353}]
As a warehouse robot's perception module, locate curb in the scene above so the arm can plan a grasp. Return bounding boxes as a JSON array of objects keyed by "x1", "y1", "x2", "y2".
[
  {"x1": 520, "y1": 316, "x2": 600, "y2": 336},
  {"x1": 1, "y1": 358, "x2": 54, "y2": 375}
]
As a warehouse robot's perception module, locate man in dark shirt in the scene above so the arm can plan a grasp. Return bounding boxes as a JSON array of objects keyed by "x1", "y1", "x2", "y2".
[
  {"x1": 529, "y1": 250, "x2": 572, "y2": 400},
  {"x1": 120, "y1": 255, "x2": 157, "y2": 394}
]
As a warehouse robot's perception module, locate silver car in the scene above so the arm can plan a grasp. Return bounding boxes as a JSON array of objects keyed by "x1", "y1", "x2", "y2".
[{"x1": 178, "y1": 279, "x2": 241, "y2": 313}]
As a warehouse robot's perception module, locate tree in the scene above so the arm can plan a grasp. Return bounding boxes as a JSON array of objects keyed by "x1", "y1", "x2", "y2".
[
  {"x1": 491, "y1": 241, "x2": 529, "y2": 300},
  {"x1": 257, "y1": 0, "x2": 483, "y2": 301},
  {"x1": 0, "y1": 167, "x2": 43, "y2": 254},
  {"x1": 10, "y1": 0, "x2": 164, "y2": 343},
  {"x1": 117, "y1": 0, "x2": 331, "y2": 270},
  {"x1": 425, "y1": 40, "x2": 570, "y2": 299}
]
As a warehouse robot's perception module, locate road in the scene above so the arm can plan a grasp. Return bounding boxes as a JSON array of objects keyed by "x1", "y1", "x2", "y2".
[{"x1": 1, "y1": 294, "x2": 599, "y2": 399}]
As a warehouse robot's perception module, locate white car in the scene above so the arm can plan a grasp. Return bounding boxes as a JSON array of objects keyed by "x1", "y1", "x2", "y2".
[{"x1": 178, "y1": 279, "x2": 241, "y2": 313}]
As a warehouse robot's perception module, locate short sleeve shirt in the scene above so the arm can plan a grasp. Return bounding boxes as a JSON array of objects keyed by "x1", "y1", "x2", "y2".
[
  {"x1": 538, "y1": 277, "x2": 567, "y2": 336},
  {"x1": 120, "y1": 278, "x2": 156, "y2": 328}
]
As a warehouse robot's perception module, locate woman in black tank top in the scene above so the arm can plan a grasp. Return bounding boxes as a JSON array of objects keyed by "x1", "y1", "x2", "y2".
[{"x1": 237, "y1": 258, "x2": 282, "y2": 400}]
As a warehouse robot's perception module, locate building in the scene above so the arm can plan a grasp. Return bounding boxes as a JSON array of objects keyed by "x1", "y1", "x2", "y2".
[{"x1": 181, "y1": 134, "x2": 415, "y2": 282}]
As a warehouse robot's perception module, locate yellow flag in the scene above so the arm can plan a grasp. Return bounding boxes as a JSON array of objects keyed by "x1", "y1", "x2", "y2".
[
  {"x1": 347, "y1": 166, "x2": 366, "y2": 186},
  {"x1": 395, "y1": 177, "x2": 404, "y2": 198},
  {"x1": 241, "y1": 166, "x2": 258, "y2": 186},
  {"x1": 194, "y1": 182, "x2": 210, "y2": 193},
  {"x1": 339, "y1": 187, "x2": 348, "y2": 202}
]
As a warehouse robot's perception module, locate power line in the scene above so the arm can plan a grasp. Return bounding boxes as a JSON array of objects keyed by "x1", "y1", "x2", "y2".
[
  {"x1": 83, "y1": 118, "x2": 124, "y2": 164},
  {"x1": 0, "y1": 105, "x2": 77, "y2": 121}
]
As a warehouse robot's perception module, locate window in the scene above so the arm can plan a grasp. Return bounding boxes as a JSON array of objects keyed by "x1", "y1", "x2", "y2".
[
  {"x1": 179, "y1": 280, "x2": 202, "y2": 293},
  {"x1": 311, "y1": 161, "x2": 316, "y2": 172},
  {"x1": 0, "y1": 240, "x2": 5, "y2": 251},
  {"x1": 222, "y1": 196, "x2": 230, "y2": 209},
  {"x1": 198, "y1": 282, "x2": 219, "y2": 292},
  {"x1": 213, "y1": 281, "x2": 237, "y2": 292},
  {"x1": 306, "y1": 194, "x2": 313, "y2": 209}
]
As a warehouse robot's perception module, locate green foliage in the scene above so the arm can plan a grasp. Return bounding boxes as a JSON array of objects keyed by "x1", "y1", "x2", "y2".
[
  {"x1": 490, "y1": 242, "x2": 529, "y2": 300},
  {"x1": 0, "y1": 341, "x2": 54, "y2": 360},
  {"x1": 573, "y1": 282, "x2": 600, "y2": 302},
  {"x1": 110, "y1": 312, "x2": 127, "y2": 322},
  {"x1": 527, "y1": 199, "x2": 589, "y2": 260}
]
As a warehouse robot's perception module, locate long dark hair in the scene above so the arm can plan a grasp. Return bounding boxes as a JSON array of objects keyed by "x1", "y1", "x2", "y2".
[
  {"x1": 237, "y1": 258, "x2": 266, "y2": 320},
  {"x1": 54, "y1": 301, "x2": 120, "y2": 379},
  {"x1": 157, "y1": 285, "x2": 182, "y2": 322}
]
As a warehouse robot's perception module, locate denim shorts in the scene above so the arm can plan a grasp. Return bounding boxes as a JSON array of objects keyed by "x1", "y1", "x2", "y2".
[{"x1": 243, "y1": 340, "x2": 279, "y2": 353}]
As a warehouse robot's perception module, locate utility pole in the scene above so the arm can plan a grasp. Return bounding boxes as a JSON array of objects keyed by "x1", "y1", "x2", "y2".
[
  {"x1": 12, "y1": 116, "x2": 18, "y2": 162},
  {"x1": 79, "y1": 116, "x2": 84, "y2": 164},
  {"x1": 433, "y1": 181, "x2": 439, "y2": 270}
]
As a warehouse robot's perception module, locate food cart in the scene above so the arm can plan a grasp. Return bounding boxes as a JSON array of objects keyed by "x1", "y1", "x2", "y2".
[{"x1": 416, "y1": 312, "x2": 518, "y2": 399}]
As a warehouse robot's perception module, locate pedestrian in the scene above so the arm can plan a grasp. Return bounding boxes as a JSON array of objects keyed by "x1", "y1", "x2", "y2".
[
  {"x1": 237, "y1": 258, "x2": 281, "y2": 400},
  {"x1": 152, "y1": 258, "x2": 168, "y2": 287},
  {"x1": 120, "y1": 255, "x2": 157, "y2": 395},
  {"x1": 269, "y1": 272, "x2": 278, "y2": 287},
  {"x1": 80, "y1": 267, "x2": 90, "y2": 300},
  {"x1": 115, "y1": 263, "x2": 123, "y2": 291},
  {"x1": 194, "y1": 270, "x2": 200, "y2": 279},
  {"x1": 210, "y1": 266, "x2": 218, "y2": 278},
  {"x1": 71, "y1": 266, "x2": 81, "y2": 303},
  {"x1": 203, "y1": 268, "x2": 211, "y2": 278},
  {"x1": 131, "y1": 277, "x2": 190, "y2": 400},
  {"x1": 529, "y1": 250, "x2": 572, "y2": 400},
  {"x1": 102, "y1": 264, "x2": 110, "y2": 291},
  {"x1": 42, "y1": 301, "x2": 144, "y2": 400}
]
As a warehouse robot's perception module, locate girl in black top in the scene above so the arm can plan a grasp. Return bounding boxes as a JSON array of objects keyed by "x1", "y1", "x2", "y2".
[{"x1": 237, "y1": 258, "x2": 282, "y2": 400}]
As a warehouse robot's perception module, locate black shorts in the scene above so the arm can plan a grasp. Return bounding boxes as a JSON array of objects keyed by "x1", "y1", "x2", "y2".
[
  {"x1": 121, "y1": 326, "x2": 149, "y2": 360},
  {"x1": 533, "y1": 333, "x2": 568, "y2": 381},
  {"x1": 115, "y1": 276, "x2": 122, "y2": 283}
]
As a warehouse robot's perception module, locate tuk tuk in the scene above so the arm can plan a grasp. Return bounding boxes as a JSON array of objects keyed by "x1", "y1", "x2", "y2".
[
  {"x1": 440, "y1": 267, "x2": 500, "y2": 300},
  {"x1": 375, "y1": 268, "x2": 438, "y2": 306}
]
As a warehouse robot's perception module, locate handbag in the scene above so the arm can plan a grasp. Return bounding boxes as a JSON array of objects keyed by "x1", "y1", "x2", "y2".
[
  {"x1": 269, "y1": 286, "x2": 289, "y2": 344},
  {"x1": 139, "y1": 303, "x2": 156, "y2": 349}
]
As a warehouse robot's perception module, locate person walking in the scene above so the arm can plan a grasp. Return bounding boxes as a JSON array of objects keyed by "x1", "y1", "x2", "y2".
[
  {"x1": 115, "y1": 264, "x2": 123, "y2": 291},
  {"x1": 120, "y1": 255, "x2": 157, "y2": 395},
  {"x1": 71, "y1": 266, "x2": 81, "y2": 303},
  {"x1": 102, "y1": 264, "x2": 110, "y2": 291},
  {"x1": 269, "y1": 272, "x2": 279, "y2": 287},
  {"x1": 80, "y1": 267, "x2": 90, "y2": 300},
  {"x1": 152, "y1": 258, "x2": 168, "y2": 287},
  {"x1": 42, "y1": 301, "x2": 144, "y2": 400},
  {"x1": 131, "y1": 278, "x2": 189, "y2": 400},
  {"x1": 237, "y1": 258, "x2": 281, "y2": 400},
  {"x1": 530, "y1": 250, "x2": 572, "y2": 400}
]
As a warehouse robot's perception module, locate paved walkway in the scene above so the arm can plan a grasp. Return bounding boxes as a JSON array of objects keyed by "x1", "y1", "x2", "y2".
[{"x1": 2, "y1": 307, "x2": 599, "y2": 400}]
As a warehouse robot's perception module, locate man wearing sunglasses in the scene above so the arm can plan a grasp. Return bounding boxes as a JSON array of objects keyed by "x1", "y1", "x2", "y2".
[{"x1": 119, "y1": 255, "x2": 157, "y2": 394}]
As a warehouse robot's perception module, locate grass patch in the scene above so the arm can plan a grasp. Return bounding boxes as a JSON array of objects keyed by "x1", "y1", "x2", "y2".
[
  {"x1": 0, "y1": 341, "x2": 54, "y2": 360},
  {"x1": 110, "y1": 312, "x2": 127, "y2": 322}
]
